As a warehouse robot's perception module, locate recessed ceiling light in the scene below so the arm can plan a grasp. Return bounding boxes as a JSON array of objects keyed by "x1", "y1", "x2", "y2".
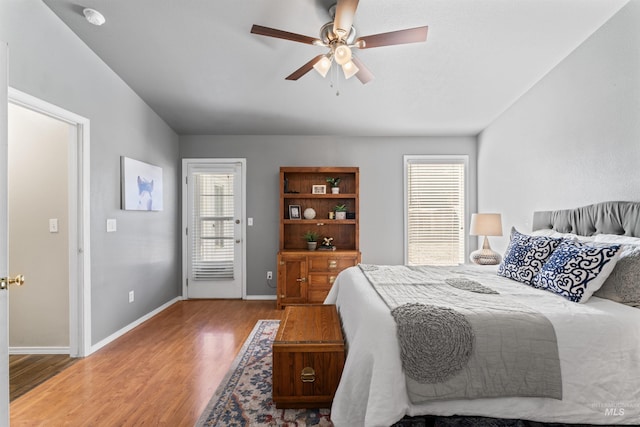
[{"x1": 83, "y1": 8, "x2": 106, "y2": 26}]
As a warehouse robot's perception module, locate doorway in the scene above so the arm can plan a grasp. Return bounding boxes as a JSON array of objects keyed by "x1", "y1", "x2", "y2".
[
  {"x1": 8, "y1": 102, "x2": 71, "y2": 354},
  {"x1": 182, "y1": 159, "x2": 246, "y2": 299},
  {"x1": 7, "y1": 89, "x2": 91, "y2": 358}
]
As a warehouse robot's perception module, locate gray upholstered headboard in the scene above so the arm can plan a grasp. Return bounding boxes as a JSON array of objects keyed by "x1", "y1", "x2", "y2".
[{"x1": 532, "y1": 201, "x2": 640, "y2": 237}]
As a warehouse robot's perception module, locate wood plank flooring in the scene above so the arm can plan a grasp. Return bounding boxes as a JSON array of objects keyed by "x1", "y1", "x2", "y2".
[
  {"x1": 10, "y1": 299, "x2": 284, "y2": 426},
  {"x1": 10, "y1": 354, "x2": 79, "y2": 402}
]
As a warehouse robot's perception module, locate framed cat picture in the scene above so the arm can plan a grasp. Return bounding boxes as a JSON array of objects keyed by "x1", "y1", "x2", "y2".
[{"x1": 121, "y1": 156, "x2": 164, "y2": 211}]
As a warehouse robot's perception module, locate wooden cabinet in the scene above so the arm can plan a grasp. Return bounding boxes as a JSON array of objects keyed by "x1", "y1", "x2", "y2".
[
  {"x1": 272, "y1": 305, "x2": 345, "y2": 409},
  {"x1": 277, "y1": 251, "x2": 360, "y2": 309},
  {"x1": 277, "y1": 167, "x2": 360, "y2": 309}
]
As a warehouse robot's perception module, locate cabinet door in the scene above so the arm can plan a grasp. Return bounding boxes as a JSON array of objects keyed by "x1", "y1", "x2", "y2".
[{"x1": 277, "y1": 255, "x2": 307, "y2": 309}]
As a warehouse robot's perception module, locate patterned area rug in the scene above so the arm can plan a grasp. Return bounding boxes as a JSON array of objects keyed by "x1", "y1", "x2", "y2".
[{"x1": 195, "y1": 320, "x2": 594, "y2": 427}]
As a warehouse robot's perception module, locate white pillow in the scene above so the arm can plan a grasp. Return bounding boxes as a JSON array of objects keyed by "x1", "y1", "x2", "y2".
[
  {"x1": 531, "y1": 229, "x2": 596, "y2": 242},
  {"x1": 594, "y1": 234, "x2": 640, "y2": 246}
]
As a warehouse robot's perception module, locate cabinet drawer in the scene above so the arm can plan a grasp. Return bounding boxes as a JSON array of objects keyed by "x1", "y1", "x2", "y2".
[
  {"x1": 308, "y1": 256, "x2": 358, "y2": 273},
  {"x1": 307, "y1": 274, "x2": 337, "y2": 304},
  {"x1": 308, "y1": 274, "x2": 338, "y2": 287}
]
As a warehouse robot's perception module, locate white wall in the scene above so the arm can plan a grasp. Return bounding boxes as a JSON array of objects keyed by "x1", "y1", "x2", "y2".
[
  {"x1": 0, "y1": 0, "x2": 181, "y2": 344},
  {"x1": 477, "y1": 0, "x2": 640, "y2": 254},
  {"x1": 180, "y1": 135, "x2": 477, "y2": 296}
]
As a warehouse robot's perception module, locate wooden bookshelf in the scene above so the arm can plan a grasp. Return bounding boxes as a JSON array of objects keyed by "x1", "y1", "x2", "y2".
[{"x1": 277, "y1": 167, "x2": 360, "y2": 308}]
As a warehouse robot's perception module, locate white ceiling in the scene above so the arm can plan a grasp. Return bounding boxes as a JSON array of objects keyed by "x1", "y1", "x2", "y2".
[{"x1": 42, "y1": 0, "x2": 628, "y2": 136}]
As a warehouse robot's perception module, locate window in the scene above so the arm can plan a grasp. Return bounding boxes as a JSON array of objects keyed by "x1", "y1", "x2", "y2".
[
  {"x1": 404, "y1": 155, "x2": 467, "y2": 266},
  {"x1": 191, "y1": 172, "x2": 235, "y2": 280}
]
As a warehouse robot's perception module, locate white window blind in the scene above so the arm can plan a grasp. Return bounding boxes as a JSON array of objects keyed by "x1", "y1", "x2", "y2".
[
  {"x1": 405, "y1": 157, "x2": 466, "y2": 266},
  {"x1": 192, "y1": 173, "x2": 235, "y2": 280}
]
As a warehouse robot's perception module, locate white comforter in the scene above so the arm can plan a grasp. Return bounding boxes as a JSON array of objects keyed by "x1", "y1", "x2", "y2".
[{"x1": 325, "y1": 265, "x2": 640, "y2": 426}]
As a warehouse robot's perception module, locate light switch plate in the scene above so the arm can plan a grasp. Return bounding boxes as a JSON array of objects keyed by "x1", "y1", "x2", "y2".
[
  {"x1": 49, "y1": 218, "x2": 59, "y2": 233},
  {"x1": 248, "y1": 217, "x2": 253, "y2": 226},
  {"x1": 106, "y1": 218, "x2": 117, "y2": 232}
]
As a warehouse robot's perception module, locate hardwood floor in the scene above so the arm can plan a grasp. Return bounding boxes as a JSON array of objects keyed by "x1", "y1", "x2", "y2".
[
  {"x1": 10, "y1": 299, "x2": 284, "y2": 426},
  {"x1": 10, "y1": 355, "x2": 79, "y2": 402}
]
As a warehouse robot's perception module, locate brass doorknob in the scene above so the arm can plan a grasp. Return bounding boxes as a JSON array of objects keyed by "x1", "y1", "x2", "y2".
[{"x1": 0, "y1": 274, "x2": 25, "y2": 290}]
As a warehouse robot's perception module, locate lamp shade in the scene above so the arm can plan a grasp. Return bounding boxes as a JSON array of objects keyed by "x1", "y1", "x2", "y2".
[
  {"x1": 341, "y1": 60, "x2": 359, "y2": 79},
  {"x1": 469, "y1": 213, "x2": 502, "y2": 237},
  {"x1": 313, "y1": 55, "x2": 332, "y2": 78}
]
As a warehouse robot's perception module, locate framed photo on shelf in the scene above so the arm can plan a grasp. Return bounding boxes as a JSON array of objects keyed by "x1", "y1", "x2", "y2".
[
  {"x1": 312, "y1": 184, "x2": 326, "y2": 194},
  {"x1": 289, "y1": 205, "x2": 301, "y2": 220}
]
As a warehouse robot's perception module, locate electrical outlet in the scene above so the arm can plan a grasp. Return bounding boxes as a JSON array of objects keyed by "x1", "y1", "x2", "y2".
[
  {"x1": 266, "y1": 271, "x2": 273, "y2": 280},
  {"x1": 129, "y1": 290, "x2": 134, "y2": 303}
]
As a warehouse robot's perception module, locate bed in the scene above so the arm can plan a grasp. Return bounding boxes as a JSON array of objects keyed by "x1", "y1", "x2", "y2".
[{"x1": 325, "y1": 201, "x2": 640, "y2": 426}]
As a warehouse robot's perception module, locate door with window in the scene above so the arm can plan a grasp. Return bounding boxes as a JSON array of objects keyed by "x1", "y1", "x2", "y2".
[
  {"x1": 183, "y1": 160, "x2": 245, "y2": 299},
  {"x1": 404, "y1": 155, "x2": 468, "y2": 266}
]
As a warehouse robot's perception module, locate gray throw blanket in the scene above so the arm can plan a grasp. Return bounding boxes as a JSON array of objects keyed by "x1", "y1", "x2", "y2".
[{"x1": 359, "y1": 264, "x2": 563, "y2": 403}]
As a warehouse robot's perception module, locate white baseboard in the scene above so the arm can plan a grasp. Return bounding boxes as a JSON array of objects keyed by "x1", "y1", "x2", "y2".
[
  {"x1": 9, "y1": 346, "x2": 70, "y2": 355},
  {"x1": 90, "y1": 297, "x2": 181, "y2": 355},
  {"x1": 244, "y1": 295, "x2": 277, "y2": 301}
]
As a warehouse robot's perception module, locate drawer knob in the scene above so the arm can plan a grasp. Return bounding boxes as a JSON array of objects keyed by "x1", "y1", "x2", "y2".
[
  {"x1": 301, "y1": 366, "x2": 315, "y2": 383},
  {"x1": 329, "y1": 276, "x2": 336, "y2": 284},
  {"x1": 328, "y1": 260, "x2": 337, "y2": 269},
  {"x1": 296, "y1": 277, "x2": 306, "y2": 282}
]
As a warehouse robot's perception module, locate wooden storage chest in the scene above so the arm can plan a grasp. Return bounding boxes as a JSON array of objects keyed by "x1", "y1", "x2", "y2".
[{"x1": 272, "y1": 305, "x2": 345, "y2": 409}]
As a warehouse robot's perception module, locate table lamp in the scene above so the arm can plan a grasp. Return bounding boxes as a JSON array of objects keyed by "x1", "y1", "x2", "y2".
[{"x1": 469, "y1": 213, "x2": 503, "y2": 265}]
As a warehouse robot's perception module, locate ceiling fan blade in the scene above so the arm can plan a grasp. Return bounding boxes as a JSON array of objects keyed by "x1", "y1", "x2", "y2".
[
  {"x1": 251, "y1": 24, "x2": 321, "y2": 45},
  {"x1": 356, "y1": 26, "x2": 428, "y2": 49},
  {"x1": 351, "y1": 56, "x2": 374, "y2": 85},
  {"x1": 285, "y1": 55, "x2": 326, "y2": 81},
  {"x1": 333, "y1": 0, "x2": 359, "y2": 39}
]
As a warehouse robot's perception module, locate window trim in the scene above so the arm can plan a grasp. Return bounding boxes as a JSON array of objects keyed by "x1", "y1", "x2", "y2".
[{"x1": 403, "y1": 155, "x2": 470, "y2": 265}]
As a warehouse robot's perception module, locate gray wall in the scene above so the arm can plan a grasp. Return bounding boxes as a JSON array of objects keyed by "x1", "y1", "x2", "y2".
[
  {"x1": 0, "y1": 1, "x2": 181, "y2": 345},
  {"x1": 180, "y1": 135, "x2": 477, "y2": 296},
  {"x1": 477, "y1": 0, "x2": 640, "y2": 255}
]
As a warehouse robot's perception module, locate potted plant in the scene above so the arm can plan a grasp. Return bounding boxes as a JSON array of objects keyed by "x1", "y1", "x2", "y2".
[
  {"x1": 334, "y1": 204, "x2": 347, "y2": 220},
  {"x1": 326, "y1": 177, "x2": 341, "y2": 194},
  {"x1": 303, "y1": 230, "x2": 320, "y2": 250}
]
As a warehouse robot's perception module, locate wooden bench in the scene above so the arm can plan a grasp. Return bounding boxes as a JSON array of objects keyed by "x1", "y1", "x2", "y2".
[{"x1": 272, "y1": 304, "x2": 345, "y2": 409}]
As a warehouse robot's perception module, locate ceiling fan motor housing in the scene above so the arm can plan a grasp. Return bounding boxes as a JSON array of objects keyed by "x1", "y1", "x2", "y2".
[{"x1": 320, "y1": 21, "x2": 357, "y2": 45}]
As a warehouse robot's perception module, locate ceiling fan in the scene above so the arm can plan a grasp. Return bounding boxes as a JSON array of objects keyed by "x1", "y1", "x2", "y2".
[{"x1": 250, "y1": 0, "x2": 428, "y2": 85}]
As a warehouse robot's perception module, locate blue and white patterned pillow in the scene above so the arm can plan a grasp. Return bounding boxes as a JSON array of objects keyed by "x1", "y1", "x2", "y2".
[
  {"x1": 532, "y1": 240, "x2": 621, "y2": 303},
  {"x1": 497, "y1": 227, "x2": 562, "y2": 285}
]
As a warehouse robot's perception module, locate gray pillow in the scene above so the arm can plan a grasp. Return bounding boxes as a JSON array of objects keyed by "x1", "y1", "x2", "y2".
[{"x1": 594, "y1": 245, "x2": 640, "y2": 307}]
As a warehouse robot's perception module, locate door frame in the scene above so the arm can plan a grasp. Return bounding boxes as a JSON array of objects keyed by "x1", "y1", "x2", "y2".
[
  {"x1": 8, "y1": 88, "x2": 91, "y2": 357},
  {"x1": 181, "y1": 158, "x2": 247, "y2": 299},
  {"x1": 1, "y1": 39, "x2": 9, "y2": 426}
]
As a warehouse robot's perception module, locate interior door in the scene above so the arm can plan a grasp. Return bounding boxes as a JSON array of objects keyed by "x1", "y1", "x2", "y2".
[
  {"x1": 1, "y1": 40, "x2": 10, "y2": 426},
  {"x1": 183, "y1": 160, "x2": 245, "y2": 299}
]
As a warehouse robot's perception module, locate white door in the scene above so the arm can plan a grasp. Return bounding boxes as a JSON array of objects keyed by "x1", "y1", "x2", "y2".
[
  {"x1": 183, "y1": 159, "x2": 245, "y2": 299},
  {"x1": 1, "y1": 40, "x2": 10, "y2": 426}
]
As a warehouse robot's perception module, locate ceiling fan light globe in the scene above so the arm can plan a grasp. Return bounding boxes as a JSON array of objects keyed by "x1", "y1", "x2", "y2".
[
  {"x1": 341, "y1": 60, "x2": 359, "y2": 79},
  {"x1": 313, "y1": 56, "x2": 332, "y2": 78},
  {"x1": 334, "y1": 44, "x2": 352, "y2": 65}
]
